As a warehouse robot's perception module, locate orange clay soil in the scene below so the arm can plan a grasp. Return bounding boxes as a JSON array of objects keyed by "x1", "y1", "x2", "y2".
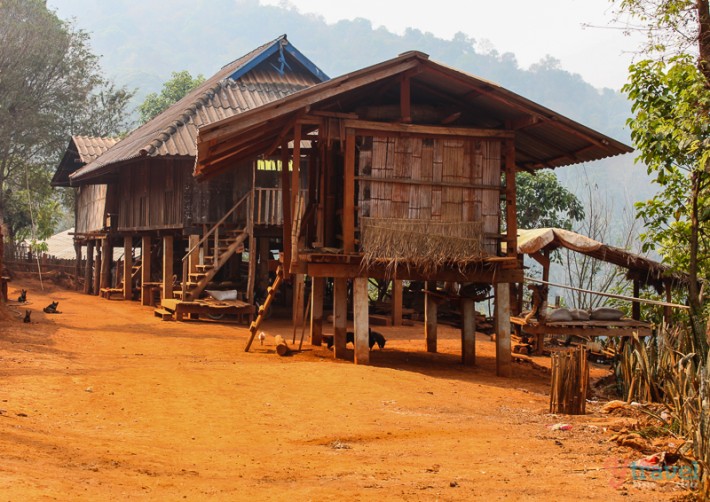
[{"x1": 0, "y1": 277, "x2": 690, "y2": 501}]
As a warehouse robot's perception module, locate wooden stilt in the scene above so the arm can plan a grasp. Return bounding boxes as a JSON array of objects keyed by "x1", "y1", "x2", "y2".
[
  {"x1": 333, "y1": 277, "x2": 348, "y2": 359},
  {"x1": 100, "y1": 238, "x2": 111, "y2": 291},
  {"x1": 123, "y1": 236, "x2": 132, "y2": 300},
  {"x1": 632, "y1": 279, "x2": 641, "y2": 321},
  {"x1": 310, "y1": 277, "x2": 324, "y2": 346},
  {"x1": 495, "y1": 282, "x2": 512, "y2": 377},
  {"x1": 93, "y1": 245, "x2": 102, "y2": 296},
  {"x1": 246, "y1": 233, "x2": 257, "y2": 303},
  {"x1": 292, "y1": 273, "x2": 306, "y2": 325},
  {"x1": 141, "y1": 236, "x2": 152, "y2": 306},
  {"x1": 461, "y1": 297, "x2": 476, "y2": 366},
  {"x1": 74, "y1": 242, "x2": 82, "y2": 291},
  {"x1": 84, "y1": 240, "x2": 94, "y2": 295},
  {"x1": 392, "y1": 279, "x2": 403, "y2": 326},
  {"x1": 162, "y1": 235, "x2": 174, "y2": 300},
  {"x1": 353, "y1": 277, "x2": 370, "y2": 365},
  {"x1": 188, "y1": 235, "x2": 199, "y2": 276},
  {"x1": 425, "y1": 281, "x2": 437, "y2": 353}
]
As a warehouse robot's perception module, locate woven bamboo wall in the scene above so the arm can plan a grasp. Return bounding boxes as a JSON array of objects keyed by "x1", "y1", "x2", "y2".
[
  {"x1": 358, "y1": 136, "x2": 501, "y2": 255},
  {"x1": 76, "y1": 184, "x2": 109, "y2": 234}
]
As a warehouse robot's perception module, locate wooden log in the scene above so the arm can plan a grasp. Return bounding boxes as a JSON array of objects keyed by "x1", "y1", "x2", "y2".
[
  {"x1": 93, "y1": 245, "x2": 102, "y2": 296},
  {"x1": 333, "y1": 277, "x2": 348, "y2": 360},
  {"x1": 162, "y1": 235, "x2": 173, "y2": 300},
  {"x1": 550, "y1": 346, "x2": 589, "y2": 415},
  {"x1": 84, "y1": 240, "x2": 94, "y2": 295},
  {"x1": 274, "y1": 335, "x2": 291, "y2": 356},
  {"x1": 353, "y1": 277, "x2": 370, "y2": 365},
  {"x1": 392, "y1": 279, "x2": 403, "y2": 326},
  {"x1": 100, "y1": 238, "x2": 111, "y2": 291},
  {"x1": 310, "y1": 277, "x2": 324, "y2": 346},
  {"x1": 495, "y1": 282, "x2": 512, "y2": 377},
  {"x1": 461, "y1": 297, "x2": 476, "y2": 366},
  {"x1": 425, "y1": 281, "x2": 438, "y2": 353},
  {"x1": 123, "y1": 236, "x2": 132, "y2": 301},
  {"x1": 141, "y1": 236, "x2": 152, "y2": 306},
  {"x1": 74, "y1": 241, "x2": 82, "y2": 291}
]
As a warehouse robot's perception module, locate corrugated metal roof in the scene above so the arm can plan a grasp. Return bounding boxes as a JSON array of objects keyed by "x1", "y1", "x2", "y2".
[
  {"x1": 196, "y1": 51, "x2": 632, "y2": 177},
  {"x1": 51, "y1": 135, "x2": 120, "y2": 187},
  {"x1": 70, "y1": 35, "x2": 328, "y2": 184}
]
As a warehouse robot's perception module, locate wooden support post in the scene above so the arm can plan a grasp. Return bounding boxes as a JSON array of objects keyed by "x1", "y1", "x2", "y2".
[
  {"x1": 100, "y1": 238, "x2": 111, "y2": 291},
  {"x1": 141, "y1": 236, "x2": 152, "y2": 306},
  {"x1": 400, "y1": 74, "x2": 412, "y2": 123},
  {"x1": 343, "y1": 129, "x2": 356, "y2": 253},
  {"x1": 290, "y1": 124, "x2": 301, "y2": 268},
  {"x1": 292, "y1": 273, "x2": 306, "y2": 326},
  {"x1": 392, "y1": 279, "x2": 403, "y2": 326},
  {"x1": 280, "y1": 141, "x2": 292, "y2": 274},
  {"x1": 495, "y1": 283, "x2": 512, "y2": 377},
  {"x1": 247, "y1": 234, "x2": 257, "y2": 304},
  {"x1": 310, "y1": 277, "x2": 324, "y2": 346},
  {"x1": 353, "y1": 277, "x2": 370, "y2": 365},
  {"x1": 461, "y1": 297, "x2": 476, "y2": 366},
  {"x1": 123, "y1": 236, "x2": 132, "y2": 300},
  {"x1": 505, "y1": 138, "x2": 517, "y2": 258},
  {"x1": 162, "y1": 235, "x2": 173, "y2": 300},
  {"x1": 632, "y1": 279, "x2": 641, "y2": 321},
  {"x1": 74, "y1": 242, "x2": 82, "y2": 291},
  {"x1": 333, "y1": 277, "x2": 348, "y2": 359},
  {"x1": 188, "y1": 234, "x2": 200, "y2": 275},
  {"x1": 84, "y1": 240, "x2": 94, "y2": 295},
  {"x1": 425, "y1": 281, "x2": 437, "y2": 353},
  {"x1": 257, "y1": 236, "x2": 270, "y2": 293},
  {"x1": 94, "y1": 245, "x2": 102, "y2": 296}
]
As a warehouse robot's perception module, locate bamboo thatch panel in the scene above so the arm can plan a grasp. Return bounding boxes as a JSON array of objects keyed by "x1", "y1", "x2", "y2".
[
  {"x1": 76, "y1": 184, "x2": 108, "y2": 233},
  {"x1": 361, "y1": 218, "x2": 485, "y2": 274},
  {"x1": 357, "y1": 135, "x2": 503, "y2": 258}
]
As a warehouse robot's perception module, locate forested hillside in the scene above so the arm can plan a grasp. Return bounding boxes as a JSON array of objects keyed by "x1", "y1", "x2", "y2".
[{"x1": 47, "y1": 0, "x2": 650, "y2": 210}]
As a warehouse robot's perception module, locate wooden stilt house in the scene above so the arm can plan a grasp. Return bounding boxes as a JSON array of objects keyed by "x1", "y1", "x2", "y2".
[
  {"x1": 62, "y1": 35, "x2": 328, "y2": 308},
  {"x1": 52, "y1": 135, "x2": 120, "y2": 294},
  {"x1": 194, "y1": 51, "x2": 632, "y2": 373}
]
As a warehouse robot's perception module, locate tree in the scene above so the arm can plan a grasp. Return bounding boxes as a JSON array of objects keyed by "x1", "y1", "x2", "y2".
[
  {"x1": 617, "y1": 0, "x2": 710, "y2": 347},
  {"x1": 137, "y1": 70, "x2": 205, "y2": 123},
  {"x1": 0, "y1": 0, "x2": 133, "y2": 250},
  {"x1": 516, "y1": 170, "x2": 585, "y2": 230}
]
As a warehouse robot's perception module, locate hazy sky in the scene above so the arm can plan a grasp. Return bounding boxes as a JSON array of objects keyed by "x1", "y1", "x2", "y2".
[{"x1": 260, "y1": 0, "x2": 641, "y2": 90}]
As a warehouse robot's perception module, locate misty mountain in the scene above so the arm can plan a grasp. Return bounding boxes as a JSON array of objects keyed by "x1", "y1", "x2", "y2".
[{"x1": 47, "y1": 0, "x2": 654, "y2": 216}]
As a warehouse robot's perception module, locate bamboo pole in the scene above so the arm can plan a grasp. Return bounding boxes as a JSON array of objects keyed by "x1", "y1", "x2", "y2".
[{"x1": 525, "y1": 276, "x2": 689, "y2": 310}]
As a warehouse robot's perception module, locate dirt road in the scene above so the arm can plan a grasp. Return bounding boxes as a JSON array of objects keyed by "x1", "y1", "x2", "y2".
[{"x1": 0, "y1": 279, "x2": 686, "y2": 500}]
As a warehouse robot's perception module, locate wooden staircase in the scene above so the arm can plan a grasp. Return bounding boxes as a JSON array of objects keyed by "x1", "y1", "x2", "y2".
[
  {"x1": 180, "y1": 229, "x2": 248, "y2": 301},
  {"x1": 179, "y1": 192, "x2": 252, "y2": 302}
]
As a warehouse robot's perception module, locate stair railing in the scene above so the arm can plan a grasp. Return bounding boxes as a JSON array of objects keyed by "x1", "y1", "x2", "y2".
[{"x1": 181, "y1": 191, "x2": 252, "y2": 299}]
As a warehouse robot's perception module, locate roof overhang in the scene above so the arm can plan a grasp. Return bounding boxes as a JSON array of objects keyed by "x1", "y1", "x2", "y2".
[{"x1": 195, "y1": 51, "x2": 632, "y2": 180}]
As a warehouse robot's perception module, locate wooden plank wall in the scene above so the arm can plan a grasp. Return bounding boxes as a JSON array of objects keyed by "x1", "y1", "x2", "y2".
[
  {"x1": 358, "y1": 136, "x2": 501, "y2": 254},
  {"x1": 117, "y1": 159, "x2": 191, "y2": 231}
]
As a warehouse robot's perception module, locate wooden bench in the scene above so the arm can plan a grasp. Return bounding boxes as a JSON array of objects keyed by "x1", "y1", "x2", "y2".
[{"x1": 100, "y1": 287, "x2": 124, "y2": 300}]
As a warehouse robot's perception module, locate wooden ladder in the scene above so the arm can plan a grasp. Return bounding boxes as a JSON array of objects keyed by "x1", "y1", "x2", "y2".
[{"x1": 245, "y1": 265, "x2": 284, "y2": 352}]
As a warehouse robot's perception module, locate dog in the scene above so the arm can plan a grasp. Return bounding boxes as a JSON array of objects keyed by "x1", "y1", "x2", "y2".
[
  {"x1": 346, "y1": 328, "x2": 387, "y2": 350},
  {"x1": 23, "y1": 310, "x2": 31, "y2": 323},
  {"x1": 43, "y1": 301, "x2": 59, "y2": 314},
  {"x1": 17, "y1": 289, "x2": 27, "y2": 303}
]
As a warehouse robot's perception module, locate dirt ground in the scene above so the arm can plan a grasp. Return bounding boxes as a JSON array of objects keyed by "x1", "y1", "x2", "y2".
[{"x1": 0, "y1": 277, "x2": 694, "y2": 500}]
